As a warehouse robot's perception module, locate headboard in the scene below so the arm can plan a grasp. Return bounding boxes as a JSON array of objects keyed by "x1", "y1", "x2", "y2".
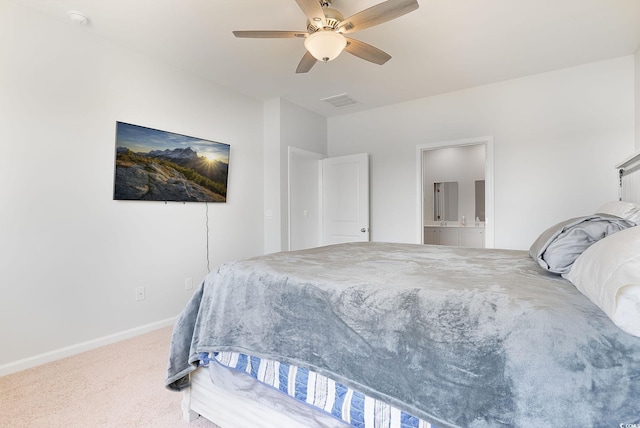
[{"x1": 616, "y1": 150, "x2": 640, "y2": 204}]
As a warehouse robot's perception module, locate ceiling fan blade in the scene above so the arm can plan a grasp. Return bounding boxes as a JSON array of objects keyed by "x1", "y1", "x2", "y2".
[
  {"x1": 338, "y1": 0, "x2": 419, "y2": 34},
  {"x1": 344, "y1": 37, "x2": 391, "y2": 65},
  {"x1": 294, "y1": 0, "x2": 327, "y2": 28},
  {"x1": 296, "y1": 51, "x2": 317, "y2": 73},
  {"x1": 233, "y1": 30, "x2": 307, "y2": 38}
]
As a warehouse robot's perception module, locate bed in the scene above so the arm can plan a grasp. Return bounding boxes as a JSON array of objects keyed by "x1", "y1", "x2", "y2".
[{"x1": 166, "y1": 155, "x2": 640, "y2": 428}]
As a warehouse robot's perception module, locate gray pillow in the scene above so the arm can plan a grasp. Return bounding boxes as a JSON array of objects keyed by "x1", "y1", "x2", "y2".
[{"x1": 529, "y1": 214, "x2": 634, "y2": 274}]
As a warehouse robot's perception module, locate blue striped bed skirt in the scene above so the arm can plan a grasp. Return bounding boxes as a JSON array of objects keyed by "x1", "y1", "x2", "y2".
[{"x1": 199, "y1": 352, "x2": 435, "y2": 428}]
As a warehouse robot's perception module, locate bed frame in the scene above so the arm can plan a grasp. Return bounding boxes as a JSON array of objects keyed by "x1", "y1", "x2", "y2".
[
  {"x1": 182, "y1": 366, "x2": 331, "y2": 427},
  {"x1": 181, "y1": 150, "x2": 640, "y2": 427},
  {"x1": 617, "y1": 150, "x2": 640, "y2": 204}
]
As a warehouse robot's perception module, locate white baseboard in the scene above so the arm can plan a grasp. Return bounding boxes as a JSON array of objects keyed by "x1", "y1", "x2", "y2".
[{"x1": 0, "y1": 317, "x2": 176, "y2": 377}]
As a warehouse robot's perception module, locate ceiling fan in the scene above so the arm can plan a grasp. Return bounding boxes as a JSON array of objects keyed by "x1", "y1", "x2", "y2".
[{"x1": 232, "y1": 0, "x2": 419, "y2": 73}]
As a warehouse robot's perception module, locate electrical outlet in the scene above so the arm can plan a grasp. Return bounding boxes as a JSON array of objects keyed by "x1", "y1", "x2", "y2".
[
  {"x1": 135, "y1": 286, "x2": 145, "y2": 301},
  {"x1": 185, "y1": 277, "x2": 193, "y2": 290}
]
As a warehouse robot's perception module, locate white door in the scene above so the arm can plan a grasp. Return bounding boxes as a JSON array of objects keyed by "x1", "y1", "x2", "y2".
[
  {"x1": 322, "y1": 153, "x2": 369, "y2": 244},
  {"x1": 288, "y1": 148, "x2": 323, "y2": 251}
]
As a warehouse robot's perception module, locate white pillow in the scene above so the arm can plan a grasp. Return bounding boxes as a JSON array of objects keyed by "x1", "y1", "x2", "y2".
[
  {"x1": 596, "y1": 201, "x2": 640, "y2": 224},
  {"x1": 563, "y1": 226, "x2": 640, "y2": 337}
]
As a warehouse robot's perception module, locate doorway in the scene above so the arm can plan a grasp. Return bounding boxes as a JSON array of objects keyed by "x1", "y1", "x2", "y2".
[
  {"x1": 416, "y1": 137, "x2": 494, "y2": 248},
  {"x1": 288, "y1": 148, "x2": 370, "y2": 251}
]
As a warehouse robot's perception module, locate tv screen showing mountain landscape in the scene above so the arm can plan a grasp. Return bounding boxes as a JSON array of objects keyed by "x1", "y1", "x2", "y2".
[{"x1": 114, "y1": 122, "x2": 230, "y2": 202}]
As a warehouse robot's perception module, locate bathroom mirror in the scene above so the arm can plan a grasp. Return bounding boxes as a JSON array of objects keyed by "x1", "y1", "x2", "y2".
[{"x1": 434, "y1": 181, "x2": 458, "y2": 221}]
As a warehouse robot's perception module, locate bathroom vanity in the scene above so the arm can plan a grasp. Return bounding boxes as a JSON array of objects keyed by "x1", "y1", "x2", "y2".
[{"x1": 423, "y1": 224, "x2": 485, "y2": 248}]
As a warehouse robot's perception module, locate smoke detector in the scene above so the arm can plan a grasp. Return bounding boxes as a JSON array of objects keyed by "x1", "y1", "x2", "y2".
[{"x1": 68, "y1": 10, "x2": 89, "y2": 25}]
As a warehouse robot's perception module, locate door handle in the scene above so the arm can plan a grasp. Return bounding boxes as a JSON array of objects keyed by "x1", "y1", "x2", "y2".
[{"x1": 361, "y1": 228, "x2": 368, "y2": 233}]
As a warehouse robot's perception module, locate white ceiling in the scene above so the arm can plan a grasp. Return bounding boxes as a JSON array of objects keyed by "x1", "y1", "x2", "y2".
[{"x1": 10, "y1": 0, "x2": 640, "y2": 117}]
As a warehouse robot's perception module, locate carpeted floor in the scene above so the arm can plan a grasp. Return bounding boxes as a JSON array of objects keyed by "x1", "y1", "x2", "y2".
[{"x1": 0, "y1": 327, "x2": 218, "y2": 427}]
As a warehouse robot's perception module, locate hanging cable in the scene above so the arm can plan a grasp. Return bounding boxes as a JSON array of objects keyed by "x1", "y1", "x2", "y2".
[{"x1": 205, "y1": 202, "x2": 211, "y2": 272}]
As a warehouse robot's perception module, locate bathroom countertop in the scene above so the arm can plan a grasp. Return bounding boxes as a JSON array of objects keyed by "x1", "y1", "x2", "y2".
[{"x1": 424, "y1": 223, "x2": 485, "y2": 228}]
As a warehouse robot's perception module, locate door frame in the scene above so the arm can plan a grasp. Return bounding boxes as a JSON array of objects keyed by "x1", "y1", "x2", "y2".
[{"x1": 416, "y1": 136, "x2": 495, "y2": 248}]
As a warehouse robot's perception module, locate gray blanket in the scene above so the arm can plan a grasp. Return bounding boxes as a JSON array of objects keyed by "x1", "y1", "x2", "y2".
[
  {"x1": 529, "y1": 213, "x2": 634, "y2": 274},
  {"x1": 166, "y1": 242, "x2": 640, "y2": 427}
]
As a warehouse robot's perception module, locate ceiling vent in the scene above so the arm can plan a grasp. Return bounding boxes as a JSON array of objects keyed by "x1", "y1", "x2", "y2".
[{"x1": 321, "y1": 93, "x2": 359, "y2": 108}]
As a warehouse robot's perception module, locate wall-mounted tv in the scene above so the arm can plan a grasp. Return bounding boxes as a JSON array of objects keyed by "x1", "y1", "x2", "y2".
[{"x1": 114, "y1": 122, "x2": 230, "y2": 202}]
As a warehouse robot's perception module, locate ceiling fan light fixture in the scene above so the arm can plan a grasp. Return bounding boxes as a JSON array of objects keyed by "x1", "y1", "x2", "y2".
[{"x1": 304, "y1": 30, "x2": 347, "y2": 62}]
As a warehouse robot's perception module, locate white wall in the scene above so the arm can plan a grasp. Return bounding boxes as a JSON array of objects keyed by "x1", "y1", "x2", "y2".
[
  {"x1": 328, "y1": 57, "x2": 635, "y2": 250},
  {"x1": 0, "y1": 1, "x2": 264, "y2": 369}
]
